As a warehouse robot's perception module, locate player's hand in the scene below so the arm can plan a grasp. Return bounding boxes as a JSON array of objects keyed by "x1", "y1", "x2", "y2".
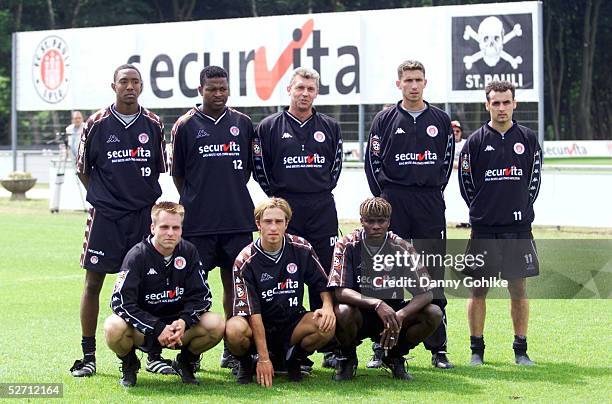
[
  {"x1": 256, "y1": 358, "x2": 274, "y2": 387},
  {"x1": 313, "y1": 307, "x2": 336, "y2": 333},
  {"x1": 167, "y1": 319, "x2": 186, "y2": 348},
  {"x1": 375, "y1": 301, "x2": 401, "y2": 332},
  {"x1": 379, "y1": 327, "x2": 400, "y2": 350},
  {"x1": 157, "y1": 325, "x2": 175, "y2": 347}
]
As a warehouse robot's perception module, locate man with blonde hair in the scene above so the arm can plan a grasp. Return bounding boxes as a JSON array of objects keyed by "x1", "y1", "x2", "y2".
[
  {"x1": 225, "y1": 197, "x2": 336, "y2": 386},
  {"x1": 104, "y1": 202, "x2": 224, "y2": 386}
]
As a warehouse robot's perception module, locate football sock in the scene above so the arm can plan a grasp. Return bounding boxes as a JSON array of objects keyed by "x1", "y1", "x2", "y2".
[
  {"x1": 82, "y1": 336, "x2": 96, "y2": 362},
  {"x1": 513, "y1": 335, "x2": 528, "y2": 355}
]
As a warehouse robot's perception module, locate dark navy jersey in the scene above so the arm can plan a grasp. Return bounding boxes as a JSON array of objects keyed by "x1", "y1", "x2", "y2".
[
  {"x1": 170, "y1": 106, "x2": 256, "y2": 236},
  {"x1": 252, "y1": 108, "x2": 343, "y2": 196},
  {"x1": 77, "y1": 105, "x2": 166, "y2": 221},
  {"x1": 365, "y1": 101, "x2": 454, "y2": 195},
  {"x1": 232, "y1": 234, "x2": 329, "y2": 325},
  {"x1": 458, "y1": 121, "x2": 542, "y2": 232},
  {"x1": 111, "y1": 237, "x2": 212, "y2": 338},
  {"x1": 327, "y1": 229, "x2": 432, "y2": 300}
]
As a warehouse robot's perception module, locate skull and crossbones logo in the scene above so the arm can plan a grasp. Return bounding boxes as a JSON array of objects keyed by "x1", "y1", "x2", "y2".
[{"x1": 463, "y1": 16, "x2": 523, "y2": 70}]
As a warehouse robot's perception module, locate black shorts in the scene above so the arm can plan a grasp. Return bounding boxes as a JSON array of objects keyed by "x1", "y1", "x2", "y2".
[
  {"x1": 264, "y1": 309, "x2": 307, "y2": 355},
  {"x1": 284, "y1": 193, "x2": 339, "y2": 274},
  {"x1": 81, "y1": 206, "x2": 151, "y2": 274},
  {"x1": 186, "y1": 232, "x2": 253, "y2": 272},
  {"x1": 357, "y1": 300, "x2": 417, "y2": 354},
  {"x1": 381, "y1": 187, "x2": 446, "y2": 240},
  {"x1": 465, "y1": 231, "x2": 540, "y2": 280}
]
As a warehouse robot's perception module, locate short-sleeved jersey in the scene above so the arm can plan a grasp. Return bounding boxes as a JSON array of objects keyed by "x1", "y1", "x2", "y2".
[
  {"x1": 232, "y1": 234, "x2": 329, "y2": 325},
  {"x1": 77, "y1": 105, "x2": 166, "y2": 220},
  {"x1": 111, "y1": 237, "x2": 212, "y2": 337},
  {"x1": 458, "y1": 121, "x2": 542, "y2": 232},
  {"x1": 252, "y1": 108, "x2": 343, "y2": 196},
  {"x1": 327, "y1": 229, "x2": 433, "y2": 300},
  {"x1": 170, "y1": 106, "x2": 256, "y2": 236},
  {"x1": 365, "y1": 101, "x2": 454, "y2": 196}
]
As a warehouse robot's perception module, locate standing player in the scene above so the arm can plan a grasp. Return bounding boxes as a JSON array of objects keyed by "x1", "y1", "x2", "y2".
[
  {"x1": 70, "y1": 64, "x2": 167, "y2": 377},
  {"x1": 104, "y1": 202, "x2": 224, "y2": 386},
  {"x1": 458, "y1": 80, "x2": 541, "y2": 366},
  {"x1": 224, "y1": 198, "x2": 336, "y2": 386},
  {"x1": 252, "y1": 67, "x2": 343, "y2": 313},
  {"x1": 170, "y1": 65, "x2": 256, "y2": 369},
  {"x1": 365, "y1": 60, "x2": 455, "y2": 369},
  {"x1": 329, "y1": 197, "x2": 442, "y2": 381}
]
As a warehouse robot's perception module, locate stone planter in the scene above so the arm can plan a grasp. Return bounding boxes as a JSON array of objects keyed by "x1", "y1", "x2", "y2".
[{"x1": 1, "y1": 178, "x2": 37, "y2": 201}]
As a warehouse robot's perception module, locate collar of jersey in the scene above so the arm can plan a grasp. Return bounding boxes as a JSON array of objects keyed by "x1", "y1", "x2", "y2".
[
  {"x1": 195, "y1": 105, "x2": 228, "y2": 125},
  {"x1": 361, "y1": 230, "x2": 389, "y2": 258},
  {"x1": 145, "y1": 235, "x2": 176, "y2": 265},
  {"x1": 254, "y1": 236, "x2": 286, "y2": 264},
  {"x1": 396, "y1": 100, "x2": 430, "y2": 120},
  {"x1": 284, "y1": 108, "x2": 315, "y2": 128},
  {"x1": 110, "y1": 104, "x2": 142, "y2": 129},
  {"x1": 485, "y1": 120, "x2": 518, "y2": 137}
]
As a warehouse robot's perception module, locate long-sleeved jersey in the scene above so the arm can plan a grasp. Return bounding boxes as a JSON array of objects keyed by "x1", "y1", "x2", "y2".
[
  {"x1": 110, "y1": 237, "x2": 212, "y2": 338},
  {"x1": 170, "y1": 106, "x2": 256, "y2": 236},
  {"x1": 327, "y1": 229, "x2": 433, "y2": 300},
  {"x1": 365, "y1": 101, "x2": 454, "y2": 196},
  {"x1": 458, "y1": 121, "x2": 542, "y2": 232},
  {"x1": 232, "y1": 234, "x2": 329, "y2": 326},
  {"x1": 77, "y1": 105, "x2": 167, "y2": 221},
  {"x1": 252, "y1": 108, "x2": 343, "y2": 197}
]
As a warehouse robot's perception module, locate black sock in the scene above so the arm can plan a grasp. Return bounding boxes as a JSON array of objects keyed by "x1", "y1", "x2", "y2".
[
  {"x1": 470, "y1": 335, "x2": 485, "y2": 355},
  {"x1": 118, "y1": 348, "x2": 137, "y2": 364},
  {"x1": 147, "y1": 346, "x2": 162, "y2": 361},
  {"x1": 513, "y1": 335, "x2": 528, "y2": 355},
  {"x1": 82, "y1": 336, "x2": 96, "y2": 362},
  {"x1": 179, "y1": 347, "x2": 199, "y2": 364}
]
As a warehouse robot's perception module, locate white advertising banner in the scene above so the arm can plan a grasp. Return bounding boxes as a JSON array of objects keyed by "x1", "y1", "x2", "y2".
[
  {"x1": 15, "y1": 1, "x2": 541, "y2": 111},
  {"x1": 543, "y1": 141, "x2": 612, "y2": 158}
]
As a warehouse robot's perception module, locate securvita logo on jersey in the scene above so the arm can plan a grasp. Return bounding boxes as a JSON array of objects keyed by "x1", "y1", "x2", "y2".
[
  {"x1": 395, "y1": 150, "x2": 438, "y2": 165},
  {"x1": 198, "y1": 141, "x2": 240, "y2": 155},
  {"x1": 126, "y1": 19, "x2": 360, "y2": 101},
  {"x1": 484, "y1": 166, "x2": 523, "y2": 181},
  {"x1": 261, "y1": 278, "x2": 299, "y2": 299}
]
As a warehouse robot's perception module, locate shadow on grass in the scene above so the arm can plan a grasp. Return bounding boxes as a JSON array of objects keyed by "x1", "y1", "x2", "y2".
[{"x1": 85, "y1": 361, "x2": 611, "y2": 399}]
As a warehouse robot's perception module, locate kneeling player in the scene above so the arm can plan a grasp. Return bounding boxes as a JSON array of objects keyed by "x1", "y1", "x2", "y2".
[
  {"x1": 104, "y1": 202, "x2": 224, "y2": 387},
  {"x1": 329, "y1": 197, "x2": 442, "y2": 381},
  {"x1": 225, "y1": 197, "x2": 336, "y2": 387}
]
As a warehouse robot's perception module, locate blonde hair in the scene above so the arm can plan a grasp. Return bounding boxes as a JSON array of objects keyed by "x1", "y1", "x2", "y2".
[
  {"x1": 254, "y1": 197, "x2": 292, "y2": 223},
  {"x1": 397, "y1": 60, "x2": 425, "y2": 79},
  {"x1": 359, "y1": 197, "x2": 392, "y2": 219},
  {"x1": 151, "y1": 201, "x2": 185, "y2": 223}
]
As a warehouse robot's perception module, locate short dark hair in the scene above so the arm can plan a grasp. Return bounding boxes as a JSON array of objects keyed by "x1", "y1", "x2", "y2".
[
  {"x1": 200, "y1": 65, "x2": 228, "y2": 86},
  {"x1": 397, "y1": 60, "x2": 425, "y2": 79},
  {"x1": 485, "y1": 80, "x2": 516, "y2": 101},
  {"x1": 113, "y1": 64, "x2": 142, "y2": 82}
]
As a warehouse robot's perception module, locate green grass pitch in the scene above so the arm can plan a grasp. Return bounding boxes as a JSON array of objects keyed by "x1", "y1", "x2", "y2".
[{"x1": 0, "y1": 199, "x2": 610, "y2": 403}]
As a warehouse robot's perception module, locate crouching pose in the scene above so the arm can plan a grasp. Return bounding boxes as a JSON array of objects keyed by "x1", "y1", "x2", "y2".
[
  {"x1": 104, "y1": 202, "x2": 224, "y2": 387},
  {"x1": 329, "y1": 197, "x2": 442, "y2": 381},
  {"x1": 225, "y1": 197, "x2": 336, "y2": 387}
]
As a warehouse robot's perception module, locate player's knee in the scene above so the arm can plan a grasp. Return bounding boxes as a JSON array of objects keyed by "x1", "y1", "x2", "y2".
[
  {"x1": 334, "y1": 304, "x2": 357, "y2": 327},
  {"x1": 508, "y1": 279, "x2": 527, "y2": 300},
  {"x1": 225, "y1": 316, "x2": 250, "y2": 343},
  {"x1": 103, "y1": 314, "x2": 128, "y2": 342},
  {"x1": 199, "y1": 312, "x2": 225, "y2": 341},
  {"x1": 83, "y1": 271, "x2": 105, "y2": 296},
  {"x1": 423, "y1": 304, "x2": 443, "y2": 328}
]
